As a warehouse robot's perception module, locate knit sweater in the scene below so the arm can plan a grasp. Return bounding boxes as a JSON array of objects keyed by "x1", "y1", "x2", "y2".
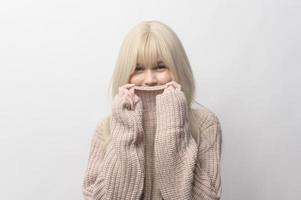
[{"x1": 82, "y1": 84, "x2": 222, "y2": 200}]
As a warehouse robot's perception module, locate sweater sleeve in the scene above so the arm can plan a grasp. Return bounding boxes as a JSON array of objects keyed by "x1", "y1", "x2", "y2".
[
  {"x1": 191, "y1": 114, "x2": 222, "y2": 200},
  {"x1": 82, "y1": 115, "x2": 145, "y2": 200},
  {"x1": 154, "y1": 90, "x2": 198, "y2": 200},
  {"x1": 154, "y1": 89, "x2": 222, "y2": 200}
]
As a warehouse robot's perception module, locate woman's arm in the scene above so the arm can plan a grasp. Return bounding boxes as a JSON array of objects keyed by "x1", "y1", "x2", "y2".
[
  {"x1": 82, "y1": 119, "x2": 107, "y2": 200},
  {"x1": 82, "y1": 94, "x2": 145, "y2": 200},
  {"x1": 154, "y1": 88, "x2": 198, "y2": 199},
  {"x1": 154, "y1": 88, "x2": 222, "y2": 200},
  {"x1": 191, "y1": 116, "x2": 222, "y2": 200}
]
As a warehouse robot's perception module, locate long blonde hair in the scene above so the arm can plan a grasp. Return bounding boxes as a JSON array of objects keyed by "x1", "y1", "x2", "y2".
[{"x1": 100, "y1": 20, "x2": 203, "y2": 156}]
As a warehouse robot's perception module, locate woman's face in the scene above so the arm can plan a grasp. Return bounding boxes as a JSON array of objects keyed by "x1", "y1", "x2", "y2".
[{"x1": 129, "y1": 61, "x2": 173, "y2": 86}]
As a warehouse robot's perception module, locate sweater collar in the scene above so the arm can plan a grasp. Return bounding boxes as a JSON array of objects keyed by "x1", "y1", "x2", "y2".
[{"x1": 134, "y1": 85, "x2": 167, "y2": 112}]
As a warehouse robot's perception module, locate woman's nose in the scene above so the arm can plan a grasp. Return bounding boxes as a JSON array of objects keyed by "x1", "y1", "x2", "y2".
[{"x1": 143, "y1": 70, "x2": 157, "y2": 86}]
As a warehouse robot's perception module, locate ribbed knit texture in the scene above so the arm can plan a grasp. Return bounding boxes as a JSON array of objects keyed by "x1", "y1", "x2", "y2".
[
  {"x1": 82, "y1": 85, "x2": 222, "y2": 200},
  {"x1": 134, "y1": 85, "x2": 166, "y2": 200}
]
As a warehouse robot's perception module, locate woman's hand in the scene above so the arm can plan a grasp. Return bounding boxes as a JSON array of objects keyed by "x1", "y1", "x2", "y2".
[
  {"x1": 164, "y1": 81, "x2": 182, "y2": 92},
  {"x1": 154, "y1": 81, "x2": 198, "y2": 200},
  {"x1": 111, "y1": 83, "x2": 143, "y2": 141},
  {"x1": 156, "y1": 81, "x2": 188, "y2": 130},
  {"x1": 117, "y1": 83, "x2": 140, "y2": 110}
]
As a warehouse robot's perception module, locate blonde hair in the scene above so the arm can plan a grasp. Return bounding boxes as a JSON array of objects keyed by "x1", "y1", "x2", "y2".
[{"x1": 100, "y1": 20, "x2": 203, "y2": 156}]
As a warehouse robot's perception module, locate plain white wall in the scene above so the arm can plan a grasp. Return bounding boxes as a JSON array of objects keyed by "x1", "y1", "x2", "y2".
[{"x1": 0, "y1": 0, "x2": 300, "y2": 199}]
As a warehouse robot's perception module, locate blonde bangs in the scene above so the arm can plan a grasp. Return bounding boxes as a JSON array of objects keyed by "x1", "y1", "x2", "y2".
[{"x1": 135, "y1": 33, "x2": 174, "y2": 71}]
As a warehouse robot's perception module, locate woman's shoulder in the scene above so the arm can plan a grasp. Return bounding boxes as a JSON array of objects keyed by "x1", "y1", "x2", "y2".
[
  {"x1": 190, "y1": 104, "x2": 222, "y2": 147},
  {"x1": 190, "y1": 104, "x2": 221, "y2": 130}
]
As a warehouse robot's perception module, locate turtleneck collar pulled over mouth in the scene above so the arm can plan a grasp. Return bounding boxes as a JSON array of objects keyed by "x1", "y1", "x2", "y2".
[{"x1": 133, "y1": 85, "x2": 167, "y2": 112}]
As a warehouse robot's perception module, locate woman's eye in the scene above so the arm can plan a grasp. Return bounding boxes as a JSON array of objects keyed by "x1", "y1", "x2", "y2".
[
  {"x1": 135, "y1": 67, "x2": 144, "y2": 71},
  {"x1": 156, "y1": 65, "x2": 166, "y2": 70}
]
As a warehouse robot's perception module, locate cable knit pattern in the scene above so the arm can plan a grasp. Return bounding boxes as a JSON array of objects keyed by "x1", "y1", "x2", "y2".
[{"x1": 82, "y1": 84, "x2": 222, "y2": 200}]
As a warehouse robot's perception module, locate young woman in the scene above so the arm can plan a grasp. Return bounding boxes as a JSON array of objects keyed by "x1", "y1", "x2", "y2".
[{"x1": 82, "y1": 20, "x2": 222, "y2": 200}]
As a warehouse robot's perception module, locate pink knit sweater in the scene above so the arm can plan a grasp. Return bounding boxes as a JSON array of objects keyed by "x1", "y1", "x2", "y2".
[{"x1": 82, "y1": 85, "x2": 222, "y2": 200}]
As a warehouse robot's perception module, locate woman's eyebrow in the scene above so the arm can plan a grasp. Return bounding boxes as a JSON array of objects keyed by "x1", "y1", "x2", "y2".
[{"x1": 135, "y1": 62, "x2": 164, "y2": 69}]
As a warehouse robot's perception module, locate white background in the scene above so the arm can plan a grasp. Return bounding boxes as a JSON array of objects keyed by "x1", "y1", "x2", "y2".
[{"x1": 0, "y1": 0, "x2": 300, "y2": 199}]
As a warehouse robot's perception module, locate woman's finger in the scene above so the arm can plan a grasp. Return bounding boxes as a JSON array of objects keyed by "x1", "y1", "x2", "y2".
[
  {"x1": 122, "y1": 83, "x2": 135, "y2": 90},
  {"x1": 124, "y1": 96, "x2": 133, "y2": 110},
  {"x1": 133, "y1": 95, "x2": 140, "y2": 104},
  {"x1": 118, "y1": 84, "x2": 137, "y2": 110},
  {"x1": 166, "y1": 81, "x2": 181, "y2": 91},
  {"x1": 129, "y1": 87, "x2": 136, "y2": 99},
  {"x1": 129, "y1": 86, "x2": 135, "y2": 94},
  {"x1": 118, "y1": 83, "x2": 135, "y2": 94}
]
